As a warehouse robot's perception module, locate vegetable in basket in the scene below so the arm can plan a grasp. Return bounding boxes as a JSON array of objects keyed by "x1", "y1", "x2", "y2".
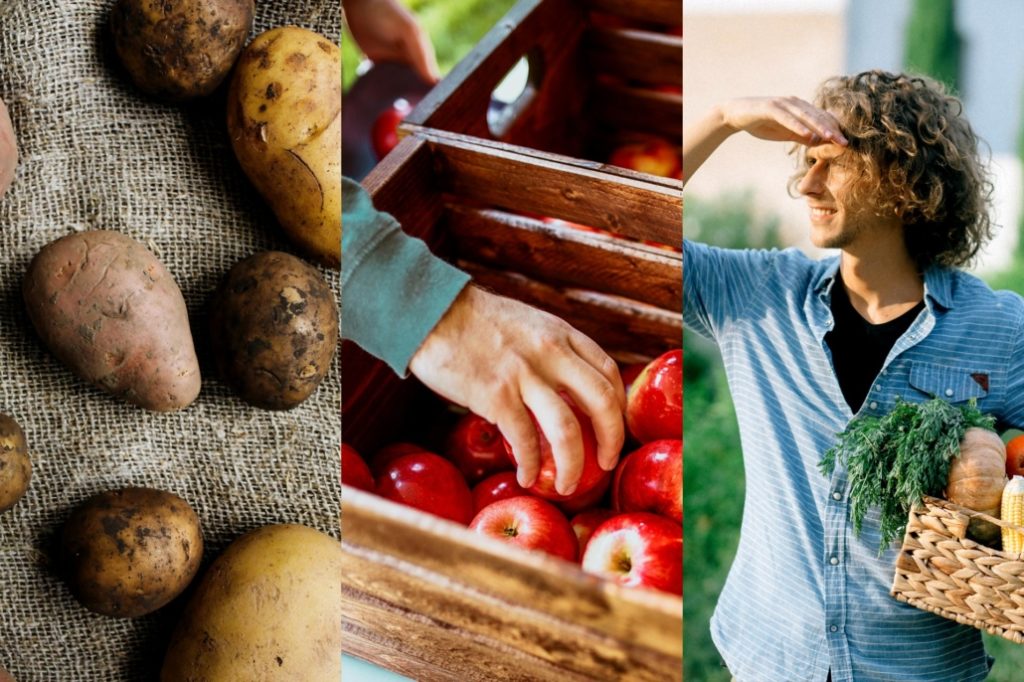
[{"x1": 820, "y1": 397, "x2": 1006, "y2": 551}]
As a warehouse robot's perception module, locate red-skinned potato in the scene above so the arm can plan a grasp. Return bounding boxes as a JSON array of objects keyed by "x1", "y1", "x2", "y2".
[
  {"x1": 0, "y1": 96, "x2": 17, "y2": 199},
  {"x1": 0, "y1": 414, "x2": 30, "y2": 514},
  {"x1": 0, "y1": 664, "x2": 14, "y2": 682},
  {"x1": 23, "y1": 230, "x2": 201, "y2": 411}
]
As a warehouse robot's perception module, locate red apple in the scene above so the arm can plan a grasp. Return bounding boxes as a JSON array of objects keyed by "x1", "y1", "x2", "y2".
[
  {"x1": 554, "y1": 472, "x2": 611, "y2": 516},
  {"x1": 341, "y1": 443, "x2": 374, "y2": 492},
  {"x1": 470, "y1": 496, "x2": 578, "y2": 562},
  {"x1": 445, "y1": 412, "x2": 513, "y2": 483},
  {"x1": 626, "y1": 349, "x2": 682, "y2": 443},
  {"x1": 619, "y1": 362, "x2": 647, "y2": 397},
  {"x1": 613, "y1": 440, "x2": 682, "y2": 524},
  {"x1": 582, "y1": 512, "x2": 682, "y2": 595},
  {"x1": 376, "y1": 453, "x2": 475, "y2": 525},
  {"x1": 471, "y1": 471, "x2": 532, "y2": 515},
  {"x1": 608, "y1": 138, "x2": 681, "y2": 178},
  {"x1": 370, "y1": 442, "x2": 430, "y2": 477},
  {"x1": 1007, "y1": 435, "x2": 1024, "y2": 478},
  {"x1": 371, "y1": 98, "x2": 413, "y2": 160},
  {"x1": 570, "y1": 508, "x2": 617, "y2": 558},
  {"x1": 502, "y1": 396, "x2": 610, "y2": 503}
]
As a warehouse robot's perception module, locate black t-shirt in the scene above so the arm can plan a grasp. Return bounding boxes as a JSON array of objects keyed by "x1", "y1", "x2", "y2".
[{"x1": 825, "y1": 277, "x2": 925, "y2": 413}]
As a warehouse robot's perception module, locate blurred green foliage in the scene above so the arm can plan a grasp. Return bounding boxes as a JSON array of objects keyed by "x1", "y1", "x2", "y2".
[
  {"x1": 903, "y1": 0, "x2": 961, "y2": 94},
  {"x1": 684, "y1": 193, "x2": 1024, "y2": 680},
  {"x1": 342, "y1": 0, "x2": 518, "y2": 89}
]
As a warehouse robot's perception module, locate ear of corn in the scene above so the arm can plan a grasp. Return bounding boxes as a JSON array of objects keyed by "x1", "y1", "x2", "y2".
[{"x1": 1000, "y1": 476, "x2": 1024, "y2": 555}]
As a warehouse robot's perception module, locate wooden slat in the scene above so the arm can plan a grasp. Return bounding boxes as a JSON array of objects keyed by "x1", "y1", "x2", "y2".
[
  {"x1": 359, "y1": 135, "x2": 445, "y2": 243},
  {"x1": 424, "y1": 133, "x2": 681, "y2": 245},
  {"x1": 446, "y1": 205, "x2": 680, "y2": 311},
  {"x1": 462, "y1": 265, "x2": 682, "y2": 357},
  {"x1": 590, "y1": 82, "x2": 682, "y2": 141},
  {"x1": 342, "y1": 545, "x2": 680, "y2": 681},
  {"x1": 342, "y1": 488, "x2": 683, "y2": 659},
  {"x1": 584, "y1": 0, "x2": 682, "y2": 26},
  {"x1": 586, "y1": 28, "x2": 682, "y2": 86}
]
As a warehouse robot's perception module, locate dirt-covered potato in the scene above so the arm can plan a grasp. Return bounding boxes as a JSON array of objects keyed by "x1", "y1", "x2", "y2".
[
  {"x1": 227, "y1": 27, "x2": 340, "y2": 267},
  {"x1": 0, "y1": 414, "x2": 30, "y2": 514},
  {"x1": 60, "y1": 487, "x2": 203, "y2": 618},
  {"x1": 209, "y1": 251, "x2": 338, "y2": 410},
  {"x1": 0, "y1": 96, "x2": 17, "y2": 200},
  {"x1": 160, "y1": 524, "x2": 341, "y2": 681},
  {"x1": 23, "y1": 230, "x2": 201, "y2": 411},
  {"x1": 110, "y1": 0, "x2": 254, "y2": 101}
]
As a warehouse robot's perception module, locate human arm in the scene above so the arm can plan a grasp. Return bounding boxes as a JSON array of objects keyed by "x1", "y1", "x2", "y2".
[
  {"x1": 341, "y1": 178, "x2": 625, "y2": 494},
  {"x1": 682, "y1": 97, "x2": 847, "y2": 185},
  {"x1": 0, "y1": 97, "x2": 16, "y2": 199},
  {"x1": 342, "y1": 0, "x2": 440, "y2": 84}
]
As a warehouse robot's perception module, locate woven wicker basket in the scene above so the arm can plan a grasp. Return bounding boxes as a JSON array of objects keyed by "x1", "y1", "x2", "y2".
[{"x1": 891, "y1": 495, "x2": 1024, "y2": 643}]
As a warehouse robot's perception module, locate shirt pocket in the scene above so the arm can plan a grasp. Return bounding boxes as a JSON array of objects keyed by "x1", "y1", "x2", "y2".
[{"x1": 908, "y1": 362, "x2": 989, "y2": 402}]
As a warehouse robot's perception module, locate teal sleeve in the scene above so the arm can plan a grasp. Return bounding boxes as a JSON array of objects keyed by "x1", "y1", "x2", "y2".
[{"x1": 341, "y1": 177, "x2": 471, "y2": 377}]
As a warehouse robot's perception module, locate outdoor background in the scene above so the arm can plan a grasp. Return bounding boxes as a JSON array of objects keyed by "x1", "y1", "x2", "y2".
[{"x1": 685, "y1": 1, "x2": 1024, "y2": 680}]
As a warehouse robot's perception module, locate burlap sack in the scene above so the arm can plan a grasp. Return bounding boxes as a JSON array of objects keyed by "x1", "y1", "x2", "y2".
[{"x1": 0, "y1": 2, "x2": 340, "y2": 679}]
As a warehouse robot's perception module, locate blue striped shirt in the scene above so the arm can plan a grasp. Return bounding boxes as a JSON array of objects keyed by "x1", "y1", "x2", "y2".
[{"x1": 684, "y1": 240, "x2": 1024, "y2": 682}]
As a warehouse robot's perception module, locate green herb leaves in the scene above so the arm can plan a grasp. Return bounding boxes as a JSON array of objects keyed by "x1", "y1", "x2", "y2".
[{"x1": 820, "y1": 397, "x2": 994, "y2": 552}]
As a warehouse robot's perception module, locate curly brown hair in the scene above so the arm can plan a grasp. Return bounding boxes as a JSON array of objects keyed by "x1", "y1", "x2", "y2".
[{"x1": 787, "y1": 70, "x2": 994, "y2": 270}]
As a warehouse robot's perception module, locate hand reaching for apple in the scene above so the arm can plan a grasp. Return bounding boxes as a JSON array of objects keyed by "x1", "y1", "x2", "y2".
[
  {"x1": 0, "y1": 97, "x2": 17, "y2": 200},
  {"x1": 343, "y1": 0, "x2": 441, "y2": 84},
  {"x1": 409, "y1": 285, "x2": 626, "y2": 496}
]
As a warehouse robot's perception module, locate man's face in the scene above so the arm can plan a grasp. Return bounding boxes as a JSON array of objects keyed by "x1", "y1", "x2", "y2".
[{"x1": 797, "y1": 142, "x2": 892, "y2": 251}]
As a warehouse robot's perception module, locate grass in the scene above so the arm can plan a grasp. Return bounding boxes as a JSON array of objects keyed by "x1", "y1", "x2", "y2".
[{"x1": 684, "y1": 195, "x2": 1024, "y2": 680}]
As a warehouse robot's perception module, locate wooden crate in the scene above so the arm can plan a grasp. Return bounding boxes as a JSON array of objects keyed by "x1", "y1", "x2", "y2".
[
  {"x1": 401, "y1": 0, "x2": 682, "y2": 178},
  {"x1": 341, "y1": 131, "x2": 682, "y2": 681}
]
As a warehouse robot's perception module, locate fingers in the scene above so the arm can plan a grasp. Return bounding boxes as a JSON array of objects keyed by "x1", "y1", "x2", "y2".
[
  {"x1": 564, "y1": 338, "x2": 625, "y2": 473},
  {"x1": 778, "y1": 97, "x2": 848, "y2": 146},
  {"x1": 404, "y1": 24, "x2": 440, "y2": 84},
  {"x1": 568, "y1": 332, "x2": 627, "y2": 411},
  {"x1": 522, "y1": 383, "x2": 584, "y2": 496},
  {"x1": 493, "y1": 398, "x2": 541, "y2": 489}
]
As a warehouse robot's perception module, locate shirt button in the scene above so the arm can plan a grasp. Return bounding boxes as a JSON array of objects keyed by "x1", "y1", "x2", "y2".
[
  {"x1": 874, "y1": 384, "x2": 881, "y2": 391},
  {"x1": 881, "y1": 369, "x2": 887, "y2": 376},
  {"x1": 830, "y1": 556, "x2": 839, "y2": 565},
  {"x1": 832, "y1": 491, "x2": 842, "y2": 501},
  {"x1": 869, "y1": 401, "x2": 878, "y2": 410},
  {"x1": 829, "y1": 625, "x2": 839, "y2": 633},
  {"x1": 945, "y1": 388, "x2": 954, "y2": 397}
]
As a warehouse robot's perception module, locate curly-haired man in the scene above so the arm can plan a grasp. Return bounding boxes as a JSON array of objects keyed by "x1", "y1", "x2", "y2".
[{"x1": 684, "y1": 70, "x2": 1019, "y2": 681}]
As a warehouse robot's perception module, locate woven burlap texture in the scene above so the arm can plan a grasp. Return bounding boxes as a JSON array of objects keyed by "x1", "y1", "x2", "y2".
[{"x1": 0, "y1": 2, "x2": 341, "y2": 679}]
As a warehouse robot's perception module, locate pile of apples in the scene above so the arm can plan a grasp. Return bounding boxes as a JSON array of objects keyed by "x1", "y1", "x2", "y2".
[{"x1": 342, "y1": 349, "x2": 682, "y2": 597}]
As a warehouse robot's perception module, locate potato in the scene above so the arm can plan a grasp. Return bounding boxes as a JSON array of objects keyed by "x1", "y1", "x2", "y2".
[
  {"x1": 110, "y1": 0, "x2": 254, "y2": 101},
  {"x1": 0, "y1": 664, "x2": 14, "y2": 682},
  {"x1": 227, "y1": 27, "x2": 340, "y2": 267},
  {"x1": 0, "y1": 96, "x2": 17, "y2": 199},
  {"x1": 60, "y1": 487, "x2": 203, "y2": 618},
  {"x1": 208, "y1": 251, "x2": 338, "y2": 410},
  {"x1": 23, "y1": 230, "x2": 201, "y2": 412},
  {"x1": 160, "y1": 524, "x2": 341, "y2": 681},
  {"x1": 0, "y1": 414, "x2": 30, "y2": 514}
]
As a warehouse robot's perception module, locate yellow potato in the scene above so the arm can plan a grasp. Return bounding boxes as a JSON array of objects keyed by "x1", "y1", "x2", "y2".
[
  {"x1": 0, "y1": 414, "x2": 30, "y2": 514},
  {"x1": 227, "y1": 27, "x2": 340, "y2": 267},
  {"x1": 160, "y1": 524, "x2": 341, "y2": 681},
  {"x1": 60, "y1": 487, "x2": 203, "y2": 618}
]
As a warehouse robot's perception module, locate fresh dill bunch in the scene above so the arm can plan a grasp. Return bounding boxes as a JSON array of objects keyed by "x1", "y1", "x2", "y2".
[{"x1": 820, "y1": 397, "x2": 995, "y2": 553}]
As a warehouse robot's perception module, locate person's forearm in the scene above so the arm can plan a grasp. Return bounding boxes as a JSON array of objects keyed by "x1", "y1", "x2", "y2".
[{"x1": 681, "y1": 104, "x2": 734, "y2": 186}]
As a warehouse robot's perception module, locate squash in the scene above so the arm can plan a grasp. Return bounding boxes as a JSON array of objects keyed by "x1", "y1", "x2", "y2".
[{"x1": 945, "y1": 427, "x2": 1008, "y2": 545}]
